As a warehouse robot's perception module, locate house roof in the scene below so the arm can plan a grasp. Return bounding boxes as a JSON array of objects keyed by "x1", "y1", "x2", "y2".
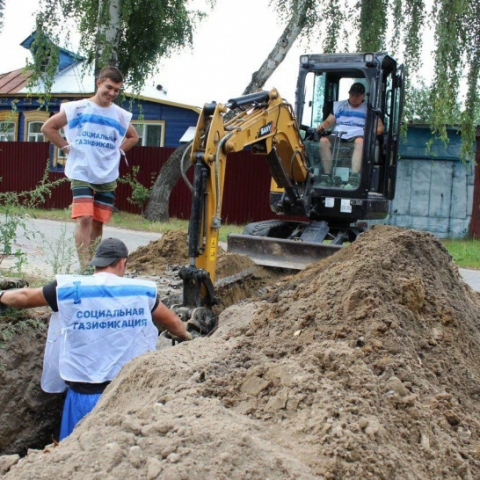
[
  {"x1": 20, "y1": 32, "x2": 84, "y2": 73},
  {"x1": 0, "y1": 68, "x2": 33, "y2": 94}
]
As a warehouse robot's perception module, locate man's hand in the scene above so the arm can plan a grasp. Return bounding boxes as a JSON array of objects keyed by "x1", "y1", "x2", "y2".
[
  {"x1": 179, "y1": 332, "x2": 193, "y2": 342},
  {"x1": 160, "y1": 330, "x2": 193, "y2": 344},
  {"x1": 304, "y1": 128, "x2": 319, "y2": 141}
]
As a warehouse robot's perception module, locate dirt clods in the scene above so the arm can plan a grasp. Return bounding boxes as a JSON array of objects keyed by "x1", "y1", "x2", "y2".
[{"x1": 3, "y1": 225, "x2": 480, "y2": 479}]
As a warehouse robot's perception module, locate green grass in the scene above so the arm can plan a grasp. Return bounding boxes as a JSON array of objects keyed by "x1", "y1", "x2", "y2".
[
  {"x1": 442, "y1": 238, "x2": 480, "y2": 269},
  {"x1": 5, "y1": 207, "x2": 244, "y2": 242}
]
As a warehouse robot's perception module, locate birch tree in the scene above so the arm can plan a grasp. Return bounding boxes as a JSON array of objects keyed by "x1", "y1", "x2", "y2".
[
  {"x1": 144, "y1": 0, "x2": 317, "y2": 222},
  {"x1": 94, "y1": 0, "x2": 122, "y2": 78},
  {"x1": 29, "y1": 0, "x2": 205, "y2": 92},
  {"x1": 242, "y1": 0, "x2": 311, "y2": 95}
]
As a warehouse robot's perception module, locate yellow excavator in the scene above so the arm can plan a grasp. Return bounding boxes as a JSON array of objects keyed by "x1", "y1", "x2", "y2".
[{"x1": 174, "y1": 52, "x2": 405, "y2": 335}]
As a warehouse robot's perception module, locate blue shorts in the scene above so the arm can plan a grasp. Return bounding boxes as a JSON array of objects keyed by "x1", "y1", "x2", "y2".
[{"x1": 60, "y1": 388, "x2": 102, "y2": 440}]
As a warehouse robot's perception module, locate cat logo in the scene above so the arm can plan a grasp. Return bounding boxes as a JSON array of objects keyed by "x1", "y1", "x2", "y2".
[{"x1": 259, "y1": 122, "x2": 273, "y2": 137}]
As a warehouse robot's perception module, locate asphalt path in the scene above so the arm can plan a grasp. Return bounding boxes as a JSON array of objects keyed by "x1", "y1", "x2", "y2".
[
  {"x1": 0, "y1": 218, "x2": 163, "y2": 278},
  {"x1": 1, "y1": 218, "x2": 480, "y2": 292}
]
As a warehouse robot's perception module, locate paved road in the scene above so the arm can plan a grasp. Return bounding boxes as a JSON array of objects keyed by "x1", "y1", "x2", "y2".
[
  {"x1": 458, "y1": 268, "x2": 480, "y2": 292},
  {"x1": 1, "y1": 218, "x2": 163, "y2": 277},
  {"x1": 2, "y1": 218, "x2": 480, "y2": 292}
]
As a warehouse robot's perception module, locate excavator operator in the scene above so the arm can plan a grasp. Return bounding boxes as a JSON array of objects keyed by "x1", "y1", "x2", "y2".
[{"x1": 316, "y1": 82, "x2": 384, "y2": 189}]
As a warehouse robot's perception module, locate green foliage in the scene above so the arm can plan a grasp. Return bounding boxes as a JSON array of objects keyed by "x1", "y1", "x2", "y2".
[
  {"x1": 0, "y1": 0, "x2": 4, "y2": 33},
  {"x1": 30, "y1": 0, "x2": 205, "y2": 93},
  {"x1": 0, "y1": 163, "x2": 67, "y2": 274},
  {"x1": 33, "y1": 222, "x2": 78, "y2": 275},
  {"x1": 272, "y1": 0, "x2": 479, "y2": 159},
  {"x1": 356, "y1": 0, "x2": 388, "y2": 52},
  {"x1": 118, "y1": 165, "x2": 157, "y2": 214},
  {"x1": 404, "y1": 80, "x2": 462, "y2": 124}
]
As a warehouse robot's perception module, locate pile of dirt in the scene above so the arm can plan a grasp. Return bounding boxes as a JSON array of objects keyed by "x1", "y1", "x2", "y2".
[
  {"x1": 127, "y1": 229, "x2": 258, "y2": 281},
  {"x1": 127, "y1": 230, "x2": 191, "y2": 274},
  {"x1": 3, "y1": 225, "x2": 480, "y2": 479}
]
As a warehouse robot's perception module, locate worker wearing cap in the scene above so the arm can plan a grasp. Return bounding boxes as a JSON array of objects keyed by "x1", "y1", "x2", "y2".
[
  {"x1": 317, "y1": 82, "x2": 384, "y2": 189},
  {"x1": 0, "y1": 237, "x2": 191, "y2": 440}
]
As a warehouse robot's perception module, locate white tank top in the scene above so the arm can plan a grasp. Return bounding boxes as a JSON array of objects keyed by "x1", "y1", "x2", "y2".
[
  {"x1": 333, "y1": 99, "x2": 367, "y2": 139},
  {"x1": 61, "y1": 99, "x2": 132, "y2": 184}
]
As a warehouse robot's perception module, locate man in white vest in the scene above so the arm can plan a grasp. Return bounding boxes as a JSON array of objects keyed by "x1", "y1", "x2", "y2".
[
  {"x1": 41, "y1": 66, "x2": 139, "y2": 271},
  {"x1": 0, "y1": 238, "x2": 191, "y2": 440}
]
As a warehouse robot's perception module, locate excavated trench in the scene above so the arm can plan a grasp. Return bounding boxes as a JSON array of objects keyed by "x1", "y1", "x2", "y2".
[{"x1": 2, "y1": 226, "x2": 480, "y2": 479}]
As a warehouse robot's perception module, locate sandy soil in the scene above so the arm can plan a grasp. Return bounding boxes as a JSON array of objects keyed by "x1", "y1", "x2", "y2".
[{"x1": 2, "y1": 225, "x2": 480, "y2": 479}]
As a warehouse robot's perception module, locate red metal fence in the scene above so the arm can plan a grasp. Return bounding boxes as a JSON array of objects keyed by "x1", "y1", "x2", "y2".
[{"x1": 0, "y1": 143, "x2": 278, "y2": 225}]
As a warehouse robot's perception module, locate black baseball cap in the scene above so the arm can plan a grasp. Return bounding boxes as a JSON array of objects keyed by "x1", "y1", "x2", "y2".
[
  {"x1": 88, "y1": 238, "x2": 129, "y2": 267},
  {"x1": 349, "y1": 82, "x2": 366, "y2": 95}
]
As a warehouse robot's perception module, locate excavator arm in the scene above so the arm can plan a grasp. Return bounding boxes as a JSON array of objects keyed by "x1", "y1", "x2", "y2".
[{"x1": 175, "y1": 89, "x2": 312, "y2": 335}]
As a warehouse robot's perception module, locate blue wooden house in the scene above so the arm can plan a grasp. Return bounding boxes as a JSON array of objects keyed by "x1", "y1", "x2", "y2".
[{"x1": 0, "y1": 33, "x2": 200, "y2": 169}]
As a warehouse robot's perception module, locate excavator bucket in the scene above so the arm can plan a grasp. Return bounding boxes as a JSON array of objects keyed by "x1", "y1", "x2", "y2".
[{"x1": 227, "y1": 234, "x2": 342, "y2": 270}]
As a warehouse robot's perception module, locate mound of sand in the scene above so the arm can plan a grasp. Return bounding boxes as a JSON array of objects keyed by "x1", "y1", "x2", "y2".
[
  {"x1": 3, "y1": 225, "x2": 480, "y2": 479},
  {"x1": 127, "y1": 230, "x2": 190, "y2": 274}
]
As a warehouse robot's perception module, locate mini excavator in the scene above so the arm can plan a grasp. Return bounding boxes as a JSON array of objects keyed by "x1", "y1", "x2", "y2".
[{"x1": 174, "y1": 52, "x2": 405, "y2": 335}]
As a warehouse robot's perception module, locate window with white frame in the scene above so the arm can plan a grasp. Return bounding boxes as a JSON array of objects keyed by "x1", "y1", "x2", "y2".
[
  {"x1": 0, "y1": 121, "x2": 15, "y2": 141},
  {"x1": 133, "y1": 122, "x2": 165, "y2": 147},
  {"x1": 28, "y1": 121, "x2": 46, "y2": 142},
  {"x1": 23, "y1": 111, "x2": 49, "y2": 142}
]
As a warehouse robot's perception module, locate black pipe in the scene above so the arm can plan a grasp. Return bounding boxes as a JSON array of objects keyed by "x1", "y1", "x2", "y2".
[
  {"x1": 226, "y1": 91, "x2": 270, "y2": 110},
  {"x1": 188, "y1": 154, "x2": 209, "y2": 258}
]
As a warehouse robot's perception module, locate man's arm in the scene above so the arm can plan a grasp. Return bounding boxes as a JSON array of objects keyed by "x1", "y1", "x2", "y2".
[
  {"x1": 317, "y1": 113, "x2": 336, "y2": 132},
  {"x1": 120, "y1": 124, "x2": 139, "y2": 153},
  {"x1": 0, "y1": 287, "x2": 49, "y2": 309},
  {"x1": 377, "y1": 117, "x2": 385, "y2": 136},
  {"x1": 151, "y1": 302, "x2": 191, "y2": 341},
  {"x1": 41, "y1": 111, "x2": 69, "y2": 151}
]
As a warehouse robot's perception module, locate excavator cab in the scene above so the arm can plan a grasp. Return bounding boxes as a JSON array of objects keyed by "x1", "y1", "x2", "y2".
[{"x1": 295, "y1": 52, "x2": 404, "y2": 206}]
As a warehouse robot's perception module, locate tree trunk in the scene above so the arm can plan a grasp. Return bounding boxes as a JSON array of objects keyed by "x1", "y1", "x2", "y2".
[
  {"x1": 145, "y1": 0, "x2": 310, "y2": 221},
  {"x1": 94, "y1": 0, "x2": 122, "y2": 79},
  {"x1": 144, "y1": 144, "x2": 190, "y2": 222},
  {"x1": 243, "y1": 0, "x2": 309, "y2": 95}
]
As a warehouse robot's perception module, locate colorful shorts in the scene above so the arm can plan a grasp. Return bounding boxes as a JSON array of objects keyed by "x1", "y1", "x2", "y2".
[{"x1": 71, "y1": 184, "x2": 115, "y2": 224}]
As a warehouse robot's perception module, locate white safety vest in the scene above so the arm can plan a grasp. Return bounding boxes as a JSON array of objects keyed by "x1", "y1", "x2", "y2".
[
  {"x1": 61, "y1": 99, "x2": 132, "y2": 184},
  {"x1": 41, "y1": 273, "x2": 158, "y2": 393},
  {"x1": 333, "y1": 99, "x2": 367, "y2": 139}
]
